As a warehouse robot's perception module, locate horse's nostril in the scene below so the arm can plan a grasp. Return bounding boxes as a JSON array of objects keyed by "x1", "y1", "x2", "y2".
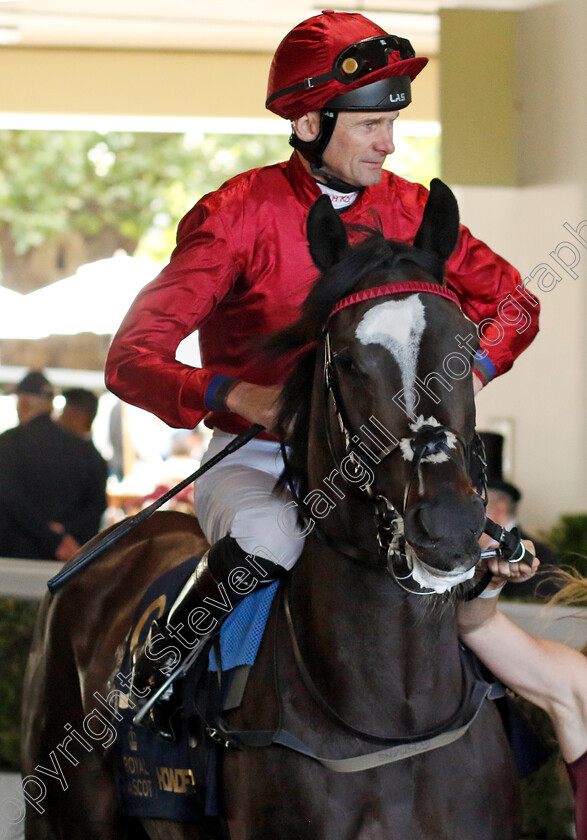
[{"x1": 415, "y1": 507, "x2": 432, "y2": 538}]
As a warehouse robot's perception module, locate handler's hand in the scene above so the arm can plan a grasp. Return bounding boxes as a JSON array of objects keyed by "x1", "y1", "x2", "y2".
[
  {"x1": 225, "y1": 382, "x2": 282, "y2": 434},
  {"x1": 55, "y1": 533, "x2": 81, "y2": 562},
  {"x1": 481, "y1": 539, "x2": 540, "y2": 592}
]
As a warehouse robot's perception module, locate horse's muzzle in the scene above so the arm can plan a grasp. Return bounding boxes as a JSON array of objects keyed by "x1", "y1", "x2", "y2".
[{"x1": 403, "y1": 490, "x2": 486, "y2": 573}]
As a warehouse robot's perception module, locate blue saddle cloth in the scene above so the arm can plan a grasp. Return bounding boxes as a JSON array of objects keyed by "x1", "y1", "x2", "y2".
[{"x1": 112, "y1": 557, "x2": 278, "y2": 821}]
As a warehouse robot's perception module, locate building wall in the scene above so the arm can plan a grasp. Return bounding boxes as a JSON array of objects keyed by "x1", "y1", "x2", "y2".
[
  {"x1": 0, "y1": 46, "x2": 438, "y2": 123},
  {"x1": 441, "y1": 0, "x2": 587, "y2": 532}
]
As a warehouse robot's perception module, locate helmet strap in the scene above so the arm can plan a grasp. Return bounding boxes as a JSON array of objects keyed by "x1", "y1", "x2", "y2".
[
  {"x1": 309, "y1": 163, "x2": 361, "y2": 195},
  {"x1": 290, "y1": 110, "x2": 362, "y2": 194},
  {"x1": 289, "y1": 110, "x2": 338, "y2": 169}
]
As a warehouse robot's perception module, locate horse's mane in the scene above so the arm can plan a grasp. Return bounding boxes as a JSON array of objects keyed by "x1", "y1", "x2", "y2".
[{"x1": 265, "y1": 229, "x2": 444, "y2": 501}]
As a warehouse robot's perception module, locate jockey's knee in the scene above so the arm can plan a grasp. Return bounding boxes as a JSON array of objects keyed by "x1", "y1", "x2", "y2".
[{"x1": 230, "y1": 503, "x2": 305, "y2": 571}]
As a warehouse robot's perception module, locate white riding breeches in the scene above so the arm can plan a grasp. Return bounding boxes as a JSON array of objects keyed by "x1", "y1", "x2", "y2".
[{"x1": 193, "y1": 430, "x2": 305, "y2": 570}]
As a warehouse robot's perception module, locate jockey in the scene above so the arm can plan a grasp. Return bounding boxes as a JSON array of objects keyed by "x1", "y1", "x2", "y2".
[{"x1": 105, "y1": 10, "x2": 540, "y2": 736}]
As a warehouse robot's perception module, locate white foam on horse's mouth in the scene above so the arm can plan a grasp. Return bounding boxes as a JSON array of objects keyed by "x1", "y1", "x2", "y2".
[{"x1": 409, "y1": 554, "x2": 476, "y2": 594}]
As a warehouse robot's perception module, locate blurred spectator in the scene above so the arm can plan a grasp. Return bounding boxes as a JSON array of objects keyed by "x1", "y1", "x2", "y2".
[
  {"x1": 58, "y1": 386, "x2": 109, "y2": 516},
  {"x1": 0, "y1": 370, "x2": 108, "y2": 561},
  {"x1": 160, "y1": 430, "x2": 201, "y2": 482},
  {"x1": 480, "y1": 432, "x2": 562, "y2": 599},
  {"x1": 58, "y1": 387, "x2": 99, "y2": 439}
]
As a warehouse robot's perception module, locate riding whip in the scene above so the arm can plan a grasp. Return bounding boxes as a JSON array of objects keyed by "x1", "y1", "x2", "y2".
[{"x1": 47, "y1": 423, "x2": 265, "y2": 593}]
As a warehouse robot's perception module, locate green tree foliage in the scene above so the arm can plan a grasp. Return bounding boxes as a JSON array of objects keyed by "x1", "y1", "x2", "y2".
[
  {"x1": 542, "y1": 514, "x2": 587, "y2": 577},
  {"x1": 0, "y1": 127, "x2": 440, "y2": 276},
  {"x1": 516, "y1": 699, "x2": 575, "y2": 839},
  {"x1": 0, "y1": 129, "x2": 290, "y2": 285},
  {"x1": 0, "y1": 599, "x2": 38, "y2": 770},
  {"x1": 0, "y1": 130, "x2": 291, "y2": 253},
  {"x1": 384, "y1": 132, "x2": 440, "y2": 190}
]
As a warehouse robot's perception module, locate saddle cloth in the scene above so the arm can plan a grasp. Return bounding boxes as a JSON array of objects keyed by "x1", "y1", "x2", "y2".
[{"x1": 112, "y1": 557, "x2": 279, "y2": 821}]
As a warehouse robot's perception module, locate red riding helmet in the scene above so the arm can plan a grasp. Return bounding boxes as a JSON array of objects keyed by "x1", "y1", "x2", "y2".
[{"x1": 266, "y1": 10, "x2": 428, "y2": 121}]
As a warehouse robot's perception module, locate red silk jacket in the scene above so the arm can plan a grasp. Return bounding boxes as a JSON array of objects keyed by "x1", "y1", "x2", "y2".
[{"x1": 105, "y1": 152, "x2": 539, "y2": 436}]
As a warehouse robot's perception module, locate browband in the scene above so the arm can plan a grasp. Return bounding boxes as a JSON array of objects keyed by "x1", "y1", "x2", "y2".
[{"x1": 330, "y1": 281, "x2": 460, "y2": 318}]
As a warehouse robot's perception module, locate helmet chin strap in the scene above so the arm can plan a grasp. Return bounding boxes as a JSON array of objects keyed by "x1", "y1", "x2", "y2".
[
  {"x1": 289, "y1": 110, "x2": 336, "y2": 170},
  {"x1": 290, "y1": 109, "x2": 362, "y2": 195},
  {"x1": 310, "y1": 162, "x2": 361, "y2": 194}
]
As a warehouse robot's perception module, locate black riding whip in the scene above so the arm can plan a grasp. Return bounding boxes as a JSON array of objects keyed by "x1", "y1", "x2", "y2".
[{"x1": 47, "y1": 423, "x2": 265, "y2": 594}]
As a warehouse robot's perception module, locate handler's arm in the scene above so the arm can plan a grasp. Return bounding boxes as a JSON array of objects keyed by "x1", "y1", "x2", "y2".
[{"x1": 458, "y1": 576, "x2": 587, "y2": 763}]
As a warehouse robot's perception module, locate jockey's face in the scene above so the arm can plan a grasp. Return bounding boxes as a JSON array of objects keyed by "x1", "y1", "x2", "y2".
[{"x1": 295, "y1": 110, "x2": 399, "y2": 188}]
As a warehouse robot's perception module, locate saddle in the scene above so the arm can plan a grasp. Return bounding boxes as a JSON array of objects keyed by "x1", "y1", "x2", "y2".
[{"x1": 112, "y1": 556, "x2": 279, "y2": 823}]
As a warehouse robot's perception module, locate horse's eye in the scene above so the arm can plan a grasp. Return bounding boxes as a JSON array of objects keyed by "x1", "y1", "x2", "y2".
[{"x1": 334, "y1": 350, "x2": 362, "y2": 376}]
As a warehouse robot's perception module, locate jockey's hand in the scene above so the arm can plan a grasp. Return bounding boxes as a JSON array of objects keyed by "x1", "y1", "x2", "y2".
[
  {"x1": 480, "y1": 539, "x2": 540, "y2": 592},
  {"x1": 225, "y1": 382, "x2": 282, "y2": 435}
]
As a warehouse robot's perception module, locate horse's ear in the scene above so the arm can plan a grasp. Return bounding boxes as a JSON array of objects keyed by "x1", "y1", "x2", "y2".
[
  {"x1": 413, "y1": 178, "x2": 460, "y2": 263},
  {"x1": 307, "y1": 195, "x2": 350, "y2": 271}
]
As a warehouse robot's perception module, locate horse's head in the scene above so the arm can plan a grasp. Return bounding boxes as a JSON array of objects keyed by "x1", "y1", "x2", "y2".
[{"x1": 275, "y1": 179, "x2": 486, "y2": 594}]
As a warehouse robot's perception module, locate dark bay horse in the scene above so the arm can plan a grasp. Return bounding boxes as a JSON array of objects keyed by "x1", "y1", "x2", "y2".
[{"x1": 22, "y1": 180, "x2": 520, "y2": 839}]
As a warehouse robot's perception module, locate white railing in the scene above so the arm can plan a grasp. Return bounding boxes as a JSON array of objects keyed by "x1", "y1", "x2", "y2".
[
  {"x1": 0, "y1": 557, "x2": 585, "y2": 649},
  {"x1": 0, "y1": 558, "x2": 62, "y2": 600}
]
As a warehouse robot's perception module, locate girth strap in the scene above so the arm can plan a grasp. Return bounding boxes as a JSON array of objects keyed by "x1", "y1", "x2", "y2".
[{"x1": 212, "y1": 679, "x2": 501, "y2": 773}]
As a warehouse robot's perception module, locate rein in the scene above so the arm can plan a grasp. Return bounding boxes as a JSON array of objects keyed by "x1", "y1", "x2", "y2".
[{"x1": 210, "y1": 583, "x2": 504, "y2": 772}]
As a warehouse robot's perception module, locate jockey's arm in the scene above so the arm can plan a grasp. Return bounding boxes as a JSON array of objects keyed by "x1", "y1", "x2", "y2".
[{"x1": 225, "y1": 381, "x2": 282, "y2": 434}]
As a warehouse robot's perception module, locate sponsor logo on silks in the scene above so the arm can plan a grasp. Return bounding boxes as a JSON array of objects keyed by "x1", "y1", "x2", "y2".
[{"x1": 389, "y1": 92, "x2": 406, "y2": 104}]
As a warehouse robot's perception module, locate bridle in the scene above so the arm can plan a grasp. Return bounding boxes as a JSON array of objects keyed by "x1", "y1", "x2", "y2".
[
  {"x1": 282, "y1": 274, "x2": 487, "y2": 597},
  {"x1": 326, "y1": 279, "x2": 480, "y2": 594}
]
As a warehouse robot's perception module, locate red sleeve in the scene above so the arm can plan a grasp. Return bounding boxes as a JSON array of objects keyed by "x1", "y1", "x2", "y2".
[
  {"x1": 446, "y1": 225, "x2": 540, "y2": 383},
  {"x1": 105, "y1": 196, "x2": 242, "y2": 429}
]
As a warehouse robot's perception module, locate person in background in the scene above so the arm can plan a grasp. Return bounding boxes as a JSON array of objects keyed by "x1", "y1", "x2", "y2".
[
  {"x1": 58, "y1": 387, "x2": 99, "y2": 439},
  {"x1": 480, "y1": 432, "x2": 562, "y2": 599},
  {"x1": 58, "y1": 387, "x2": 109, "y2": 513},
  {"x1": 0, "y1": 370, "x2": 108, "y2": 561},
  {"x1": 458, "y1": 550, "x2": 587, "y2": 840}
]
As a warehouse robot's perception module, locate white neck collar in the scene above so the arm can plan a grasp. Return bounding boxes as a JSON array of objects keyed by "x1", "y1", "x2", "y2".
[{"x1": 316, "y1": 181, "x2": 359, "y2": 211}]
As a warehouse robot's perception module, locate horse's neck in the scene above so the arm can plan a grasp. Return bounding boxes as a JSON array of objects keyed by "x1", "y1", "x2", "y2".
[{"x1": 289, "y1": 544, "x2": 464, "y2": 736}]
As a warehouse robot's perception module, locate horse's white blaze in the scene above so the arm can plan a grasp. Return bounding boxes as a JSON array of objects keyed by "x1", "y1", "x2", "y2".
[
  {"x1": 356, "y1": 295, "x2": 425, "y2": 418},
  {"x1": 399, "y1": 415, "x2": 458, "y2": 464}
]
